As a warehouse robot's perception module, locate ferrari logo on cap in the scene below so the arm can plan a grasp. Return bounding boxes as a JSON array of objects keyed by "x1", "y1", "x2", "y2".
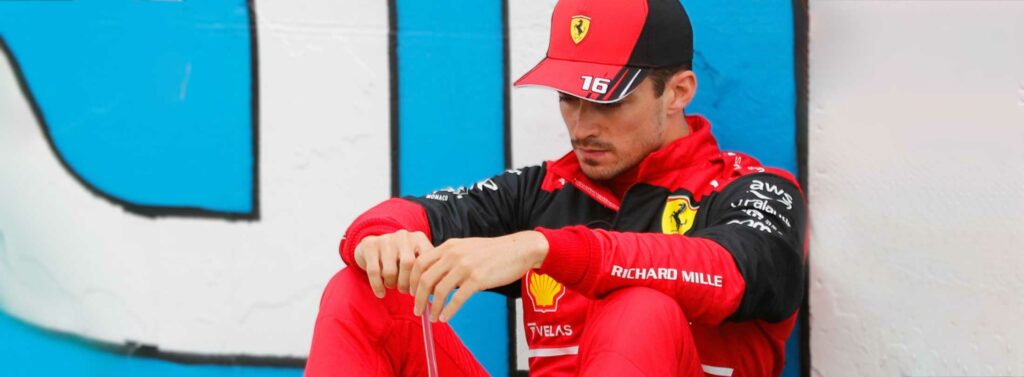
[
  {"x1": 662, "y1": 195, "x2": 699, "y2": 235},
  {"x1": 570, "y1": 15, "x2": 591, "y2": 44}
]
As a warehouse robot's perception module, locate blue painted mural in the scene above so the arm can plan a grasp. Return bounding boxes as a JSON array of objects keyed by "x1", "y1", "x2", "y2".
[
  {"x1": 0, "y1": 312, "x2": 300, "y2": 377},
  {"x1": 686, "y1": 2, "x2": 798, "y2": 174},
  {"x1": 0, "y1": 0, "x2": 256, "y2": 217},
  {"x1": 0, "y1": 1, "x2": 278, "y2": 376}
]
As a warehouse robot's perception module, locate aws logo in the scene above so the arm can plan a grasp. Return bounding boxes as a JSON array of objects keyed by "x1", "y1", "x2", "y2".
[
  {"x1": 662, "y1": 195, "x2": 698, "y2": 235},
  {"x1": 526, "y1": 271, "x2": 566, "y2": 313}
]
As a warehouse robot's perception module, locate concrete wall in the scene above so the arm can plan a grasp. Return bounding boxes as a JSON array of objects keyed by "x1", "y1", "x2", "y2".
[{"x1": 808, "y1": 1, "x2": 1024, "y2": 376}]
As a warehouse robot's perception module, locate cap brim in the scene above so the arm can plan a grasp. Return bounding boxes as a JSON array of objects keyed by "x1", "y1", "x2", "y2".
[{"x1": 514, "y1": 58, "x2": 649, "y2": 104}]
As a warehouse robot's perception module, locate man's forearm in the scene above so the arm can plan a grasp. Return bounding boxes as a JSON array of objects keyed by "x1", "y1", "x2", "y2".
[
  {"x1": 338, "y1": 198, "x2": 432, "y2": 268},
  {"x1": 511, "y1": 230, "x2": 550, "y2": 270},
  {"x1": 535, "y1": 226, "x2": 748, "y2": 325}
]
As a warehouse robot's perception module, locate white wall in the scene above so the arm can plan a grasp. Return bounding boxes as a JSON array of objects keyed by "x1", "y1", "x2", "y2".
[
  {"x1": 510, "y1": 0, "x2": 567, "y2": 171},
  {"x1": 808, "y1": 1, "x2": 1024, "y2": 375}
]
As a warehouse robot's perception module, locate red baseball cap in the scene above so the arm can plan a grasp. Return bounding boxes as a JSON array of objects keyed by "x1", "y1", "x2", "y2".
[{"x1": 514, "y1": 0, "x2": 694, "y2": 103}]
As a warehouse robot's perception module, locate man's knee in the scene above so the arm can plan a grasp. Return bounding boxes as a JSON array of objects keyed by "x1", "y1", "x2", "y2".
[
  {"x1": 318, "y1": 267, "x2": 381, "y2": 319},
  {"x1": 318, "y1": 266, "x2": 412, "y2": 321},
  {"x1": 580, "y1": 288, "x2": 701, "y2": 376},
  {"x1": 590, "y1": 287, "x2": 689, "y2": 338},
  {"x1": 308, "y1": 268, "x2": 395, "y2": 375},
  {"x1": 599, "y1": 286, "x2": 684, "y2": 319}
]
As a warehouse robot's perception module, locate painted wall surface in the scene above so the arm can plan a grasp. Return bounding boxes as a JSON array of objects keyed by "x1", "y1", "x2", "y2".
[
  {"x1": 0, "y1": 2, "x2": 256, "y2": 215},
  {"x1": 0, "y1": 0, "x2": 390, "y2": 366},
  {"x1": 0, "y1": 311, "x2": 299, "y2": 377},
  {"x1": 1, "y1": 1, "x2": 803, "y2": 376},
  {"x1": 808, "y1": 1, "x2": 1024, "y2": 376}
]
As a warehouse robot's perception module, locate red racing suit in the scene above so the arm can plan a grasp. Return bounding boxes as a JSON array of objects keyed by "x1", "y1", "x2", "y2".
[{"x1": 335, "y1": 115, "x2": 807, "y2": 376}]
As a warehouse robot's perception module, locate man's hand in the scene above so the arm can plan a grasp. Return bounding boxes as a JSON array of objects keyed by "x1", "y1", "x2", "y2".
[
  {"x1": 409, "y1": 231, "x2": 549, "y2": 323},
  {"x1": 354, "y1": 230, "x2": 433, "y2": 298}
]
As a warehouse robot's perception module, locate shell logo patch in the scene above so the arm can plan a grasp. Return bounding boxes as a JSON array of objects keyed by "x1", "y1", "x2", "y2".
[
  {"x1": 526, "y1": 271, "x2": 566, "y2": 313},
  {"x1": 570, "y1": 15, "x2": 591, "y2": 44},
  {"x1": 662, "y1": 195, "x2": 699, "y2": 235}
]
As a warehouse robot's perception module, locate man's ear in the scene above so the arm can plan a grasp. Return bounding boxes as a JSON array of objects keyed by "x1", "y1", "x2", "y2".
[{"x1": 665, "y1": 70, "x2": 697, "y2": 116}]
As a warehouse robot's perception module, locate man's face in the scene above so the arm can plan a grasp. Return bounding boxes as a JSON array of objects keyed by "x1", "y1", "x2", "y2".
[{"x1": 559, "y1": 78, "x2": 668, "y2": 181}]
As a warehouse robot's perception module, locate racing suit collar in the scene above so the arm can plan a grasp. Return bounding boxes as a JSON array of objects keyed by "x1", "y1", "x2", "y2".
[{"x1": 547, "y1": 114, "x2": 720, "y2": 209}]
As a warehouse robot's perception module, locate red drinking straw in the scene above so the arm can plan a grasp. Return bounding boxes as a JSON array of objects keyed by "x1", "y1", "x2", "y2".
[{"x1": 421, "y1": 303, "x2": 439, "y2": 377}]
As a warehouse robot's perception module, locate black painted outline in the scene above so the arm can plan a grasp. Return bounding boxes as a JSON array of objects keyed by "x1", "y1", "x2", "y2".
[
  {"x1": 388, "y1": 0, "x2": 401, "y2": 198},
  {"x1": 0, "y1": 0, "x2": 260, "y2": 221},
  {"x1": 502, "y1": 0, "x2": 513, "y2": 173},
  {"x1": 248, "y1": 0, "x2": 262, "y2": 220},
  {"x1": 792, "y1": 1, "x2": 810, "y2": 376},
  {"x1": 0, "y1": 1, "x2": 312, "y2": 368}
]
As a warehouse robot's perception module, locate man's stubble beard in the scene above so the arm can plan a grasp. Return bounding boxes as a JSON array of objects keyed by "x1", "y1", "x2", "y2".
[{"x1": 580, "y1": 114, "x2": 665, "y2": 181}]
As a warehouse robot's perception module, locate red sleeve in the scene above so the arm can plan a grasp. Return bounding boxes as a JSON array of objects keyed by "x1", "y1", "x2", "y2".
[
  {"x1": 338, "y1": 198, "x2": 432, "y2": 269},
  {"x1": 535, "y1": 226, "x2": 745, "y2": 325}
]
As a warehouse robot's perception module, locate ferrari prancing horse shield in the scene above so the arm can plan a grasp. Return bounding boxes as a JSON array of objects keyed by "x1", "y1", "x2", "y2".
[
  {"x1": 662, "y1": 195, "x2": 698, "y2": 235},
  {"x1": 570, "y1": 15, "x2": 591, "y2": 44}
]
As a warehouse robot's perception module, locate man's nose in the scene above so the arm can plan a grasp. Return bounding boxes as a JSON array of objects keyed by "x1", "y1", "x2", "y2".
[{"x1": 569, "y1": 102, "x2": 601, "y2": 139}]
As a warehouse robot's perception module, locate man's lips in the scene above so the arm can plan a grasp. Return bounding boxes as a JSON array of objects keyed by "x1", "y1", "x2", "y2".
[{"x1": 577, "y1": 148, "x2": 608, "y2": 160}]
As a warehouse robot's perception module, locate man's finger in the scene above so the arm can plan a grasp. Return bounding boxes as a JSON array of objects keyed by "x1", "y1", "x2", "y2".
[
  {"x1": 379, "y1": 241, "x2": 398, "y2": 289},
  {"x1": 396, "y1": 240, "x2": 416, "y2": 294},
  {"x1": 354, "y1": 241, "x2": 368, "y2": 270},
  {"x1": 439, "y1": 285, "x2": 478, "y2": 323},
  {"x1": 408, "y1": 248, "x2": 440, "y2": 302},
  {"x1": 430, "y1": 269, "x2": 465, "y2": 322},
  {"x1": 403, "y1": 232, "x2": 434, "y2": 294},
  {"x1": 411, "y1": 232, "x2": 432, "y2": 256},
  {"x1": 362, "y1": 245, "x2": 386, "y2": 298},
  {"x1": 413, "y1": 256, "x2": 447, "y2": 317}
]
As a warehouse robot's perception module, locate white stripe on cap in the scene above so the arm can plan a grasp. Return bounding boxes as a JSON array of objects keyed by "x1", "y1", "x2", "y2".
[{"x1": 615, "y1": 69, "x2": 645, "y2": 101}]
